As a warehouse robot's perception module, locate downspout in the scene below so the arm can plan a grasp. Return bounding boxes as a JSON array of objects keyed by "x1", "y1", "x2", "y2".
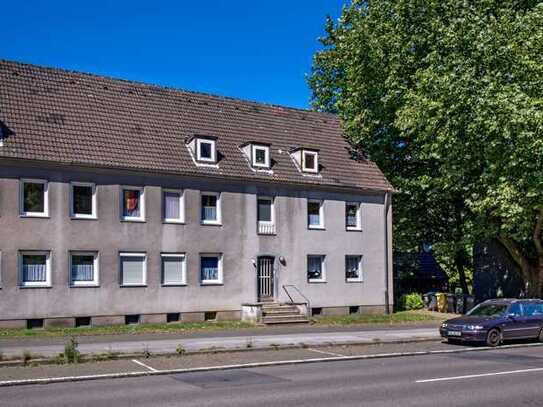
[{"x1": 384, "y1": 191, "x2": 391, "y2": 314}]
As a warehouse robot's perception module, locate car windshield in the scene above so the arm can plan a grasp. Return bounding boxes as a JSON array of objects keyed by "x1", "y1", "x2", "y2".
[{"x1": 467, "y1": 304, "x2": 508, "y2": 317}]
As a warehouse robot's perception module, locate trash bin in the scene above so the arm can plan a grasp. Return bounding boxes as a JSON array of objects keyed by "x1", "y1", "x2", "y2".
[
  {"x1": 465, "y1": 295, "x2": 475, "y2": 313},
  {"x1": 455, "y1": 294, "x2": 465, "y2": 314},
  {"x1": 436, "y1": 293, "x2": 447, "y2": 313},
  {"x1": 428, "y1": 293, "x2": 437, "y2": 311},
  {"x1": 446, "y1": 294, "x2": 456, "y2": 313}
]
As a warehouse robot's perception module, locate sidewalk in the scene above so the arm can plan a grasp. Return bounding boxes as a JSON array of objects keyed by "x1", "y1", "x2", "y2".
[{"x1": 0, "y1": 325, "x2": 441, "y2": 358}]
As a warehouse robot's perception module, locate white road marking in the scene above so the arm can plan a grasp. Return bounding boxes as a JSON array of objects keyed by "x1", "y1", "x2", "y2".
[
  {"x1": 416, "y1": 367, "x2": 543, "y2": 383},
  {"x1": 131, "y1": 359, "x2": 158, "y2": 372},
  {"x1": 307, "y1": 348, "x2": 346, "y2": 357}
]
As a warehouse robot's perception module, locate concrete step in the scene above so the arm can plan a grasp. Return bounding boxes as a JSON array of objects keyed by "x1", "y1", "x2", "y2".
[
  {"x1": 261, "y1": 317, "x2": 310, "y2": 324},
  {"x1": 262, "y1": 309, "x2": 301, "y2": 316}
]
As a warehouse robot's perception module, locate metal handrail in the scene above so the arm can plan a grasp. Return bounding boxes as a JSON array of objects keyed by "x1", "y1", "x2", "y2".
[{"x1": 282, "y1": 284, "x2": 311, "y2": 318}]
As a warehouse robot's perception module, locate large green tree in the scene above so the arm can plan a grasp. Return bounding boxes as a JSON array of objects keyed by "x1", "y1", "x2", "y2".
[{"x1": 310, "y1": 0, "x2": 543, "y2": 295}]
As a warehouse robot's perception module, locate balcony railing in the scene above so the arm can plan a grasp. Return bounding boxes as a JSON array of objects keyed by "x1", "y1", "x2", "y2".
[{"x1": 258, "y1": 222, "x2": 276, "y2": 235}]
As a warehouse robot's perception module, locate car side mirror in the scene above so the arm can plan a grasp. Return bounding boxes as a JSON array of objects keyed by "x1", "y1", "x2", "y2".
[{"x1": 507, "y1": 313, "x2": 517, "y2": 320}]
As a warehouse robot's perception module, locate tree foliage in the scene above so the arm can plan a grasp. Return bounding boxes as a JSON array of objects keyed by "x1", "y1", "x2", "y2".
[{"x1": 310, "y1": 0, "x2": 543, "y2": 294}]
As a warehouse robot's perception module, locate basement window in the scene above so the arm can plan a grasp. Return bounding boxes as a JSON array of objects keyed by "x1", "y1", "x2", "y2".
[
  {"x1": 26, "y1": 319, "x2": 44, "y2": 329},
  {"x1": 75, "y1": 317, "x2": 91, "y2": 327},
  {"x1": 125, "y1": 314, "x2": 140, "y2": 325},
  {"x1": 167, "y1": 313, "x2": 181, "y2": 323}
]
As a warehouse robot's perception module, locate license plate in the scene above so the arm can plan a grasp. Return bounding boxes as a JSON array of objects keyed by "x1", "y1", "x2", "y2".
[{"x1": 448, "y1": 331, "x2": 462, "y2": 337}]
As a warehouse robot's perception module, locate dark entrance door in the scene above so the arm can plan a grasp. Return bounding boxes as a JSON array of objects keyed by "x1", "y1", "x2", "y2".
[{"x1": 257, "y1": 256, "x2": 275, "y2": 301}]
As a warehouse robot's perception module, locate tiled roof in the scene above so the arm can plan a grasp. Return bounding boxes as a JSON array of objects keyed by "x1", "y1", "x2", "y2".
[{"x1": 0, "y1": 60, "x2": 392, "y2": 192}]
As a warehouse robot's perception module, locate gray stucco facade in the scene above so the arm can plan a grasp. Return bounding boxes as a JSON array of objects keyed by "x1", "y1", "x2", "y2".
[{"x1": 0, "y1": 160, "x2": 393, "y2": 326}]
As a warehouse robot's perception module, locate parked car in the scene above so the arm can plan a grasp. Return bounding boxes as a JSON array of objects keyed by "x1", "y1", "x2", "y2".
[{"x1": 439, "y1": 298, "x2": 543, "y2": 347}]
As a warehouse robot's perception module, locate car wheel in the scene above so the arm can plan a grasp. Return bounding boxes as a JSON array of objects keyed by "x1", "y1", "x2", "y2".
[
  {"x1": 486, "y1": 328, "x2": 501, "y2": 347},
  {"x1": 538, "y1": 328, "x2": 543, "y2": 343}
]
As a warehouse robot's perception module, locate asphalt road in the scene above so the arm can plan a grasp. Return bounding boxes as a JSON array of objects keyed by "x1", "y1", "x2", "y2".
[{"x1": 2, "y1": 345, "x2": 543, "y2": 407}]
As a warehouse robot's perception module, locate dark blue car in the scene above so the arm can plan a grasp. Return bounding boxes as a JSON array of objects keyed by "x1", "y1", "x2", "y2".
[{"x1": 440, "y1": 299, "x2": 543, "y2": 347}]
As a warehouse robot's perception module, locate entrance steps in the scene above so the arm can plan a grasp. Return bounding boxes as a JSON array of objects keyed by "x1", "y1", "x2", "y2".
[{"x1": 261, "y1": 302, "x2": 310, "y2": 325}]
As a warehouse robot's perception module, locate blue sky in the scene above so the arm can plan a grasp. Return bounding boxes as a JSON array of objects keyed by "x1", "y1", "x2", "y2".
[{"x1": 0, "y1": 1, "x2": 346, "y2": 109}]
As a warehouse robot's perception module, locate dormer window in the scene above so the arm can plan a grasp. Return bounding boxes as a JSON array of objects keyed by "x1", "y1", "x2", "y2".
[
  {"x1": 290, "y1": 147, "x2": 320, "y2": 174},
  {"x1": 197, "y1": 138, "x2": 216, "y2": 163},
  {"x1": 252, "y1": 145, "x2": 270, "y2": 168},
  {"x1": 302, "y1": 150, "x2": 319, "y2": 173}
]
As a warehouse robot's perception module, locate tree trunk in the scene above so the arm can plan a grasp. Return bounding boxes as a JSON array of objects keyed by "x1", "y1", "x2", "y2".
[{"x1": 454, "y1": 249, "x2": 470, "y2": 294}]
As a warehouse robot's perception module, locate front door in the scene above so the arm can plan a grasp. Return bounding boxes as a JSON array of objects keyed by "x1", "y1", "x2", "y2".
[{"x1": 257, "y1": 256, "x2": 275, "y2": 302}]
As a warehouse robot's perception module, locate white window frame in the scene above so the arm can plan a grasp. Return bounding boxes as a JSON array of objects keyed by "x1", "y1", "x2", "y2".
[
  {"x1": 70, "y1": 182, "x2": 97, "y2": 219},
  {"x1": 307, "y1": 199, "x2": 325, "y2": 229},
  {"x1": 19, "y1": 250, "x2": 52, "y2": 287},
  {"x1": 163, "y1": 189, "x2": 185, "y2": 224},
  {"x1": 346, "y1": 202, "x2": 362, "y2": 231},
  {"x1": 70, "y1": 251, "x2": 99, "y2": 287},
  {"x1": 307, "y1": 254, "x2": 326, "y2": 283},
  {"x1": 161, "y1": 253, "x2": 187, "y2": 286},
  {"x1": 302, "y1": 150, "x2": 319, "y2": 173},
  {"x1": 252, "y1": 145, "x2": 270, "y2": 168},
  {"x1": 257, "y1": 196, "x2": 275, "y2": 234},
  {"x1": 120, "y1": 186, "x2": 145, "y2": 222},
  {"x1": 200, "y1": 253, "x2": 223, "y2": 285},
  {"x1": 345, "y1": 255, "x2": 363, "y2": 282},
  {"x1": 196, "y1": 138, "x2": 217, "y2": 163},
  {"x1": 119, "y1": 252, "x2": 147, "y2": 287},
  {"x1": 20, "y1": 179, "x2": 49, "y2": 217},
  {"x1": 201, "y1": 191, "x2": 222, "y2": 225}
]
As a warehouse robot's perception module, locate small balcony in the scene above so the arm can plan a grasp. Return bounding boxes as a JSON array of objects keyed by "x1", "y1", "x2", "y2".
[{"x1": 258, "y1": 222, "x2": 276, "y2": 235}]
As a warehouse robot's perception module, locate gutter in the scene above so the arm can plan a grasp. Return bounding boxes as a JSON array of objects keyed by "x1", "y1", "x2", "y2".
[{"x1": 384, "y1": 191, "x2": 391, "y2": 314}]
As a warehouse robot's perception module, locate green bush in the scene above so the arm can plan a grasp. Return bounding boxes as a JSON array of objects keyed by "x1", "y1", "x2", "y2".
[{"x1": 400, "y1": 293, "x2": 424, "y2": 311}]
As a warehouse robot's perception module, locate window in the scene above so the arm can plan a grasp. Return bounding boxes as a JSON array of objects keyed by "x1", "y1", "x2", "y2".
[
  {"x1": 161, "y1": 254, "x2": 186, "y2": 285},
  {"x1": 201, "y1": 192, "x2": 221, "y2": 225},
  {"x1": 120, "y1": 252, "x2": 147, "y2": 286},
  {"x1": 257, "y1": 196, "x2": 275, "y2": 234},
  {"x1": 70, "y1": 251, "x2": 99, "y2": 286},
  {"x1": 19, "y1": 251, "x2": 51, "y2": 287},
  {"x1": 121, "y1": 186, "x2": 145, "y2": 221},
  {"x1": 163, "y1": 189, "x2": 184, "y2": 223},
  {"x1": 346, "y1": 202, "x2": 361, "y2": 230},
  {"x1": 508, "y1": 303, "x2": 523, "y2": 317},
  {"x1": 302, "y1": 150, "x2": 319, "y2": 173},
  {"x1": 197, "y1": 138, "x2": 216, "y2": 162},
  {"x1": 346, "y1": 255, "x2": 363, "y2": 282},
  {"x1": 307, "y1": 199, "x2": 324, "y2": 229},
  {"x1": 307, "y1": 255, "x2": 325, "y2": 282},
  {"x1": 200, "y1": 254, "x2": 223, "y2": 284},
  {"x1": 252, "y1": 145, "x2": 270, "y2": 168},
  {"x1": 70, "y1": 182, "x2": 96, "y2": 219},
  {"x1": 20, "y1": 179, "x2": 48, "y2": 217}
]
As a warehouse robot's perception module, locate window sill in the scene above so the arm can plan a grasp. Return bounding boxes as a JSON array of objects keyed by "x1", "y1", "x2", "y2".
[
  {"x1": 308, "y1": 280, "x2": 327, "y2": 284},
  {"x1": 162, "y1": 283, "x2": 187, "y2": 287},
  {"x1": 70, "y1": 283, "x2": 100, "y2": 288},
  {"x1": 120, "y1": 284, "x2": 147, "y2": 288},
  {"x1": 71, "y1": 215, "x2": 98, "y2": 221},
  {"x1": 346, "y1": 279, "x2": 364, "y2": 283},
  {"x1": 120, "y1": 218, "x2": 146, "y2": 223},
  {"x1": 201, "y1": 221, "x2": 222, "y2": 227},
  {"x1": 19, "y1": 214, "x2": 50, "y2": 219},
  {"x1": 200, "y1": 282, "x2": 223, "y2": 286},
  {"x1": 346, "y1": 228, "x2": 362, "y2": 232},
  {"x1": 19, "y1": 285, "x2": 52, "y2": 289},
  {"x1": 163, "y1": 220, "x2": 186, "y2": 225},
  {"x1": 308, "y1": 226, "x2": 325, "y2": 231}
]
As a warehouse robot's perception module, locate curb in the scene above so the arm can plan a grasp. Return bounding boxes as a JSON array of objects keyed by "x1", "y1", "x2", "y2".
[
  {"x1": 0, "y1": 341, "x2": 542, "y2": 387},
  {"x1": 0, "y1": 336, "x2": 439, "y2": 367}
]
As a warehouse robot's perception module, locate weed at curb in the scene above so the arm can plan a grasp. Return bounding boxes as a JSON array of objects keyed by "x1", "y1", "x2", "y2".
[
  {"x1": 176, "y1": 345, "x2": 186, "y2": 356},
  {"x1": 142, "y1": 346, "x2": 151, "y2": 359},
  {"x1": 22, "y1": 351, "x2": 32, "y2": 366},
  {"x1": 64, "y1": 337, "x2": 80, "y2": 364},
  {"x1": 246, "y1": 338, "x2": 253, "y2": 349}
]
